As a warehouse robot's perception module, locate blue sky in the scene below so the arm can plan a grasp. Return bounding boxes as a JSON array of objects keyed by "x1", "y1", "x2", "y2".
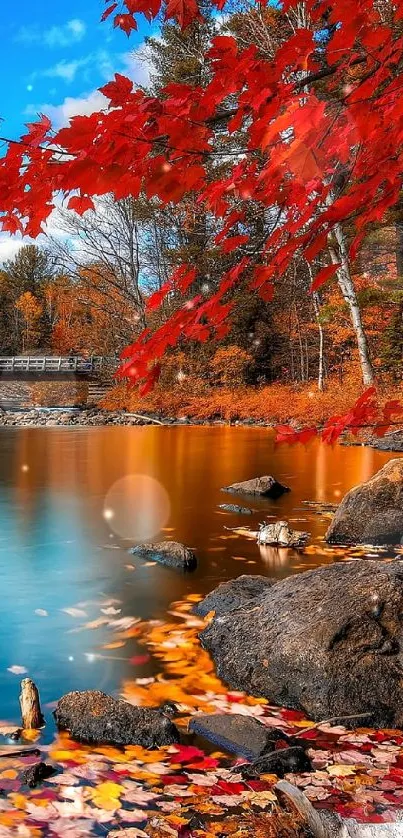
[
  {"x1": 1, "y1": 1, "x2": 156, "y2": 139},
  {"x1": 0, "y1": 2, "x2": 157, "y2": 261}
]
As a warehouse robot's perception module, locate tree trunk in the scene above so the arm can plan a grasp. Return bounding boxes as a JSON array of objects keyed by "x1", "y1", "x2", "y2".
[
  {"x1": 307, "y1": 261, "x2": 325, "y2": 391},
  {"x1": 313, "y1": 294, "x2": 325, "y2": 391},
  {"x1": 19, "y1": 679, "x2": 44, "y2": 729},
  {"x1": 328, "y1": 223, "x2": 375, "y2": 386},
  {"x1": 396, "y1": 220, "x2": 403, "y2": 278}
]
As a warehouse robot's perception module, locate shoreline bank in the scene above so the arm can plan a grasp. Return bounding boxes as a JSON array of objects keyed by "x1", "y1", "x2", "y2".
[
  {"x1": 2, "y1": 408, "x2": 403, "y2": 451},
  {"x1": 0, "y1": 407, "x2": 274, "y2": 428}
]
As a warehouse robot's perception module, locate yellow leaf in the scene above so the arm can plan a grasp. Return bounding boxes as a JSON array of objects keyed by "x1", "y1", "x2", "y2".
[{"x1": 327, "y1": 764, "x2": 357, "y2": 776}]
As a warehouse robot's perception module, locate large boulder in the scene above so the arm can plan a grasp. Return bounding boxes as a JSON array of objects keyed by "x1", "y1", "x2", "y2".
[
  {"x1": 199, "y1": 561, "x2": 403, "y2": 728},
  {"x1": 130, "y1": 541, "x2": 197, "y2": 571},
  {"x1": 54, "y1": 690, "x2": 179, "y2": 747},
  {"x1": 326, "y1": 458, "x2": 403, "y2": 545},
  {"x1": 222, "y1": 475, "x2": 290, "y2": 499},
  {"x1": 194, "y1": 574, "x2": 274, "y2": 617}
]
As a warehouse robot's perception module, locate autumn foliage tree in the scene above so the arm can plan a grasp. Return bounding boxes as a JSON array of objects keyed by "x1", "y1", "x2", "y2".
[
  {"x1": 1, "y1": 0, "x2": 403, "y2": 436},
  {"x1": 15, "y1": 291, "x2": 43, "y2": 351}
]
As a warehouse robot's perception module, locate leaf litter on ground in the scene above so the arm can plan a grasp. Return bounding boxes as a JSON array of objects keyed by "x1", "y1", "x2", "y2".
[{"x1": 0, "y1": 594, "x2": 403, "y2": 836}]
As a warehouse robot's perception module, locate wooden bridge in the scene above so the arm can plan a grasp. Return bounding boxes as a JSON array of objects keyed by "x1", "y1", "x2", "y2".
[{"x1": 0, "y1": 356, "x2": 112, "y2": 378}]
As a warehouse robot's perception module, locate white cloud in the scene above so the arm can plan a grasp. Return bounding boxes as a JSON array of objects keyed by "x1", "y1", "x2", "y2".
[
  {"x1": 30, "y1": 49, "x2": 117, "y2": 88},
  {"x1": 27, "y1": 90, "x2": 109, "y2": 129},
  {"x1": 25, "y1": 45, "x2": 152, "y2": 130},
  {"x1": 16, "y1": 18, "x2": 86, "y2": 49},
  {"x1": 120, "y1": 45, "x2": 152, "y2": 89},
  {"x1": 43, "y1": 59, "x2": 85, "y2": 84},
  {"x1": 0, "y1": 235, "x2": 25, "y2": 263}
]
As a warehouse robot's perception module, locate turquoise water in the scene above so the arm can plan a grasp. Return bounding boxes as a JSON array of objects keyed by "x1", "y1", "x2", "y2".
[{"x1": 0, "y1": 426, "x2": 394, "y2": 731}]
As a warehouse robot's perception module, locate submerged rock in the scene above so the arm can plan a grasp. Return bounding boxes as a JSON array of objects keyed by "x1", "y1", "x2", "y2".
[
  {"x1": 257, "y1": 521, "x2": 308, "y2": 548},
  {"x1": 237, "y1": 746, "x2": 312, "y2": 779},
  {"x1": 194, "y1": 574, "x2": 274, "y2": 618},
  {"x1": 23, "y1": 762, "x2": 56, "y2": 788},
  {"x1": 325, "y1": 458, "x2": 403, "y2": 545},
  {"x1": 218, "y1": 504, "x2": 254, "y2": 515},
  {"x1": 130, "y1": 541, "x2": 197, "y2": 571},
  {"x1": 222, "y1": 475, "x2": 290, "y2": 499},
  {"x1": 189, "y1": 713, "x2": 291, "y2": 761},
  {"x1": 54, "y1": 690, "x2": 179, "y2": 747},
  {"x1": 200, "y1": 561, "x2": 403, "y2": 728}
]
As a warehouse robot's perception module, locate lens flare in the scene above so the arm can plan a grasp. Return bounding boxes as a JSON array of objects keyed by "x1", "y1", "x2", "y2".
[{"x1": 103, "y1": 474, "x2": 170, "y2": 541}]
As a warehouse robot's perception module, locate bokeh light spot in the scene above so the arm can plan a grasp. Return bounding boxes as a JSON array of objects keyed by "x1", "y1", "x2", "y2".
[{"x1": 103, "y1": 474, "x2": 170, "y2": 541}]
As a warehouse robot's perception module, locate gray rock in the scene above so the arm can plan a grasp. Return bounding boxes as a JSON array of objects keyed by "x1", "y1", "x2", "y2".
[
  {"x1": 54, "y1": 690, "x2": 179, "y2": 747},
  {"x1": 189, "y1": 713, "x2": 290, "y2": 761},
  {"x1": 367, "y1": 432, "x2": 403, "y2": 452},
  {"x1": 200, "y1": 560, "x2": 403, "y2": 728},
  {"x1": 257, "y1": 521, "x2": 308, "y2": 548},
  {"x1": 326, "y1": 458, "x2": 403, "y2": 545},
  {"x1": 237, "y1": 746, "x2": 312, "y2": 779},
  {"x1": 218, "y1": 504, "x2": 253, "y2": 515},
  {"x1": 23, "y1": 762, "x2": 56, "y2": 788},
  {"x1": 194, "y1": 574, "x2": 274, "y2": 618},
  {"x1": 130, "y1": 540, "x2": 197, "y2": 571},
  {"x1": 222, "y1": 475, "x2": 290, "y2": 498}
]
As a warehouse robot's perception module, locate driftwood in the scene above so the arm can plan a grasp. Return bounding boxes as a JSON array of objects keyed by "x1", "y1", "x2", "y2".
[
  {"x1": 125, "y1": 413, "x2": 165, "y2": 425},
  {"x1": 19, "y1": 679, "x2": 44, "y2": 729},
  {"x1": 276, "y1": 780, "x2": 403, "y2": 838}
]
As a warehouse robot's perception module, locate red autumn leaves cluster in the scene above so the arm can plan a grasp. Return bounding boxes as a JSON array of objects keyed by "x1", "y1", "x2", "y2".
[{"x1": 0, "y1": 0, "x2": 403, "y2": 416}]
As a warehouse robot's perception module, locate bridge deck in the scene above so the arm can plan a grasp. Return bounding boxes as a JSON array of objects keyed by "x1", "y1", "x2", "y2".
[{"x1": 0, "y1": 356, "x2": 109, "y2": 376}]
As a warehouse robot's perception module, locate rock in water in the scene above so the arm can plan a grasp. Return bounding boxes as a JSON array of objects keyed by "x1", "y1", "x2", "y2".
[
  {"x1": 237, "y1": 747, "x2": 312, "y2": 779},
  {"x1": 189, "y1": 713, "x2": 291, "y2": 761},
  {"x1": 23, "y1": 762, "x2": 56, "y2": 788},
  {"x1": 325, "y1": 458, "x2": 403, "y2": 545},
  {"x1": 194, "y1": 574, "x2": 274, "y2": 618},
  {"x1": 218, "y1": 504, "x2": 254, "y2": 515},
  {"x1": 54, "y1": 691, "x2": 179, "y2": 747},
  {"x1": 258, "y1": 521, "x2": 308, "y2": 548},
  {"x1": 130, "y1": 541, "x2": 197, "y2": 571},
  {"x1": 222, "y1": 476, "x2": 290, "y2": 498},
  {"x1": 200, "y1": 561, "x2": 403, "y2": 728}
]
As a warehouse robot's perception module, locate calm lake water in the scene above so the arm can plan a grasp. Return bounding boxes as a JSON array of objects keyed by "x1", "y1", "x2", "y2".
[{"x1": 0, "y1": 426, "x2": 397, "y2": 730}]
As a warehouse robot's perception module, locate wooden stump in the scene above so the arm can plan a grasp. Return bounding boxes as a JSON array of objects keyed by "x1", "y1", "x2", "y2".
[{"x1": 19, "y1": 679, "x2": 44, "y2": 729}]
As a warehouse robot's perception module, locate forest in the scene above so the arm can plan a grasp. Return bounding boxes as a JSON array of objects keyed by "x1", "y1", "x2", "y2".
[{"x1": 1, "y1": 1, "x2": 402, "y2": 425}]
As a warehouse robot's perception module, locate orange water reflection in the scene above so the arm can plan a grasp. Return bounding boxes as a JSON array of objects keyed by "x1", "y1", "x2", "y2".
[{"x1": 0, "y1": 425, "x2": 397, "y2": 723}]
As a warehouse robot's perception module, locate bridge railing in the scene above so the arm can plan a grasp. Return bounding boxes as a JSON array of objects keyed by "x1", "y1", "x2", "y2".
[{"x1": 0, "y1": 356, "x2": 107, "y2": 374}]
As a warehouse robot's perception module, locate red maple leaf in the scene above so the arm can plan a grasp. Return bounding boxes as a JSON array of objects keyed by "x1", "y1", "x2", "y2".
[
  {"x1": 67, "y1": 195, "x2": 95, "y2": 215},
  {"x1": 100, "y1": 73, "x2": 134, "y2": 105}
]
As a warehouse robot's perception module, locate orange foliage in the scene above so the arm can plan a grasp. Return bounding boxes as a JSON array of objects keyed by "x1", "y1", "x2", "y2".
[
  {"x1": 101, "y1": 377, "x2": 402, "y2": 427},
  {"x1": 209, "y1": 345, "x2": 253, "y2": 387},
  {"x1": 31, "y1": 382, "x2": 88, "y2": 407},
  {"x1": 15, "y1": 291, "x2": 43, "y2": 351}
]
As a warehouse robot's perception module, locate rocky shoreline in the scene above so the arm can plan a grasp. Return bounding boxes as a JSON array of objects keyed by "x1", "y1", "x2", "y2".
[
  {"x1": 0, "y1": 407, "x2": 272, "y2": 428},
  {"x1": 2, "y1": 410, "x2": 403, "y2": 451}
]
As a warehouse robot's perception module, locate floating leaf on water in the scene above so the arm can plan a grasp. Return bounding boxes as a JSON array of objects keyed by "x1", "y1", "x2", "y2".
[
  {"x1": 63, "y1": 608, "x2": 88, "y2": 619},
  {"x1": 7, "y1": 665, "x2": 27, "y2": 676}
]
